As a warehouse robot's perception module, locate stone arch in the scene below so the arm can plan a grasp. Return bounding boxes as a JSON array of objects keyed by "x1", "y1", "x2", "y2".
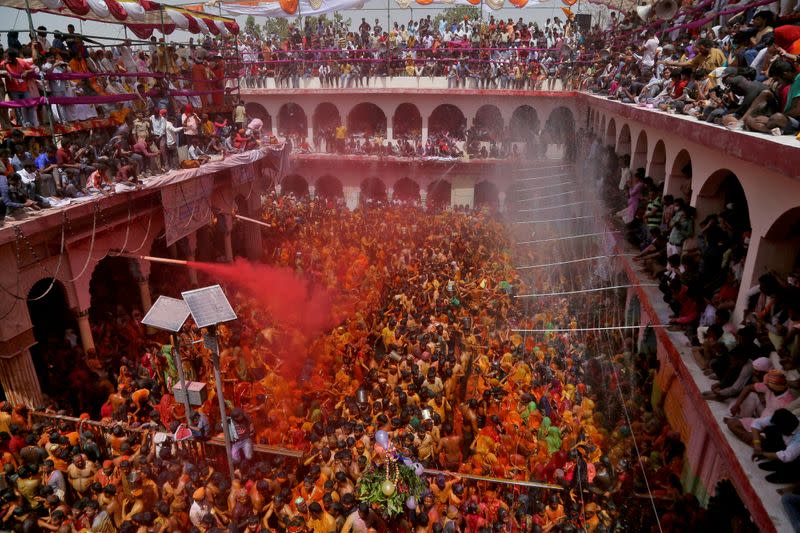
[
  {"x1": 393, "y1": 177, "x2": 420, "y2": 202},
  {"x1": 632, "y1": 130, "x2": 648, "y2": 172},
  {"x1": 544, "y1": 106, "x2": 575, "y2": 145},
  {"x1": 347, "y1": 103, "x2": 387, "y2": 136},
  {"x1": 666, "y1": 149, "x2": 692, "y2": 200},
  {"x1": 89, "y1": 256, "x2": 140, "y2": 323},
  {"x1": 509, "y1": 105, "x2": 540, "y2": 142},
  {"x1": 751, "y1": 207, "x2": 800, "y2": 287},
  {"x1": 695, "y1": 169, "x2": 750, "y2": 234},
  {"x1": 277, "y1": 103, "x2": 308, "y2": 137},
  {"x1": 281, "y1": 173, "x2": 309, "y2": 197},
  {"x1": 427, "y1": 179, "x2": 452, "y2": 208},
  {"x1": 360, "y1": 177, "x2": 387, "y2": 203},
  {"x1": 617, "y1": 124, "x2": 632, "y2": 156},
  {"x1": 315, "y1": 175, "x2": 344, "y2": 199},
  {"x1": 312, "y1": 102, "x2": 341, "y2": 139},
  {"x1": 474, "y1": 181, "x2": 500, "y2": 209},
  {"x1": 605, "y1": 118, "x2": 616, "y2": 148},
  {"x1": 244, "y1": 102, "x2": 272, "y2": 133},
  {"x1": 474, "y1": 105, "x2": 504, "y2": 141},
  {"x1": 429, "y1": 104, "x2": 466, "y2": 139},
  {"x1": 648, "y1": 140, "x2": 667, "y2": 184},
  {"x1": 393, "y1": 103, "x2": 422, "y2": 139},
  {"x1": 27, "y1": 278, "x2": 76, "y2": 399}
]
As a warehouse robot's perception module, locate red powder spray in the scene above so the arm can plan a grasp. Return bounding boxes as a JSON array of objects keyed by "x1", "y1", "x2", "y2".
[{"x1": 187, "y1": 258, "x2": 341, "y2": 377}]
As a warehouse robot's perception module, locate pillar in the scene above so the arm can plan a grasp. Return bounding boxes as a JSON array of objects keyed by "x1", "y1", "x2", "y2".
[
  {"x1": 421, "y1": 117, "x2": 428, "y2": 145},
  {"x1": 420, "y1": 189, "x2": 428, "y2": 208},
  {"x1": 307, "y1": 125, "x2": 314, "y2": 147},
  {"x1": 0, "y1": 349, "x2": 43, "y2": 408},
  {"x1": 75, "y1": 310, "x2": 95, "y2": 354},
  {"x1": 137, "y1": 277, "x2": 152, "y2": 314},
  {"x1": 243, "y1": 196, "x2": 263, "y2": 262},
  {"x1": 731, "y1": 225, "x2": 765, "y2": 325},
  {"x1": 343, "y1": 186, "x2": 360, "y2": 211},
  {"x1": 222, "y1": 214, "x2": 234, "y2": 263},
  {"x1": 387, "y1": 187, "x2": 394, "y2": 202},
  {"x1": 498, "y1": 191, "x2": 506, "y2": 212},
  {"x1": 186, "y1": 232, "x2": 199, "y2": 285},
  {"x1": 308, "y1": 185, "x2": 316, "y2": 199},
  {"x1": 386, "y1": 123, "x2": 393, "y2": 143}
]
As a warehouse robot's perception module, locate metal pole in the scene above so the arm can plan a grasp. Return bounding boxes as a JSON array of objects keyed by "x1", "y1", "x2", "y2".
[
  {"x1": 423, "y1": 468, "x2": 562, "y2": 490},
  {"x1": 208, "y1": 325, "x2": 235, "y2": 482},
  {"x1": 171, "y1": 333, "x2": 193, "y2": 423}
]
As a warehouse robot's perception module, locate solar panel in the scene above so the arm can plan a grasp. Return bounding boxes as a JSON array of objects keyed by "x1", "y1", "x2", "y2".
[
  {"x1": 181, "y1": 285, "x2": 237, "y2": 328},
  {"x1": 141, "y1": 296, "x2": 191, "y2": 332}
]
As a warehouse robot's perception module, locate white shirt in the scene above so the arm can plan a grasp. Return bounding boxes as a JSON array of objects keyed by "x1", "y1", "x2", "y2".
[
  {"x1": 189, "y1": 500, "x2": 210, "y2": 528},
  {"x1": 150, "y1": 115, "x2": 167, "y2": 137},
  {"x1": 18, "y1": 168, "x2": 37, "y2": 186},
  {"x1": 188, "y1": 144, "x2": 205, "y2": 160},
  {"x1": 165, "y1": 121, "x2": 183, "y2": 147},
  {"x1": 641, "y1": 37, "x2": 660, "y2": 67}
]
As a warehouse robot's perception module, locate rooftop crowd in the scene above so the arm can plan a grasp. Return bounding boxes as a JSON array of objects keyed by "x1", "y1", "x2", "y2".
[
  {"x1": 0, "y1": 193, "x2": 754, "y2": 531},
  {"x1": 581, "y1": 109, "x2": 800, "y2": 529},
  {"x1": 0, "y1": 95, "x2": 271, "y2": 225},
  {"x1": 234, "y1": 0, "x2": 800, "y2": 155},
  {"x1": 1, "y1": 0, "x2": 797, "y2": 136}
]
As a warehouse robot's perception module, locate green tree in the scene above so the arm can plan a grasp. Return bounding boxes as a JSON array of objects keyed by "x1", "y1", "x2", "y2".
[
  {"x1": 432, "y1": 5, "x2": 480, "y2": 28},
  {"x1": 263, "y1": 18, "x2": 290, "y2": 40},
  {"x1": 333, "y1": 12, "x2": 351, "y2": 31},
  {"x1": 244, "y1": 15, "x2": 262, "y2": 39}
]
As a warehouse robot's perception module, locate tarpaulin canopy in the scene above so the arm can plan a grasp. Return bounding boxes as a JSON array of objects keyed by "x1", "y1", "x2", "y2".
[
  {"x1": 0, "y1": 0, "x2": 239, "y2": 36},
  {"x1": 395, "y1": 0, "x2": 532, "y2": 9},
  {"x1": 215, "y1": 0, "x2": 363, "y2": 18},
  {"x1": 201, "y1": 0, "x2": 535, "y2": 19}
]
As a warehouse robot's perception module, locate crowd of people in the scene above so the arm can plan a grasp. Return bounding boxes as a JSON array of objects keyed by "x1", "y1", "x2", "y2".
[
  {"x1": 0, "y1": 97, "x2": 271, "y2": 224},
  {"x1": 596, "y1": 11, "x2": 800, "y2": 137},
  {"x1": 0, "y1": 188, "x2": 751, "y2": 532},
  {"x1": 1, "y1": 1, "x2": 799, "y2": 142},
  {"x1": 296, "y1": 126, "x2": 535, "y2": 161},
  {"x1": 233, "y1": 0, "x2": 800, "y2": 142},
  {"x1": 581, "y1": 118, "x2": 800, "y2": 529},
  {"x1": 1, "y1": 26, "x2": 236, "y2": 129},
  {"x1": 238, "y1": 14, "x2": 581, "y2": 91}
]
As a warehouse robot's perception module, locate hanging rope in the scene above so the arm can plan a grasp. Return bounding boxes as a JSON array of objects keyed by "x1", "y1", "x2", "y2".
[
  {"x1": 514, "y1": 215, "x2": 600, "y2": 225},
  {"x1": 27, "y1": 215, "x2": 67, "y2": 302},
  {"x1": 517, "y1": 232, "x2": 618, "y2": 245},
  {"x1": 515, "y1": 172, "x2": 573, "y2": 182},
  {"x1": 64, "y1": 205, "x2": 99, "y2": 283},
  {"x1": 515, "y1": 181, "x2": 576, "y2": 192},
  {"x1": 516, "y1": 254, "x2": 635, "y2": 269},
  {"x1": 107, "y1": 200, "x2": 133, "y2": 257},
  {"x1": 515, "y1": 190, "x2": 577, "y2": 203},
  {"x1": 516, "y1": 284, "x2": 659, "y2": 299},
  {"x1": 511, "y1": 324, "x2": 670, "y2": 333},
  {"x1": 518, "y1": 201, "x2": 597, "y2": 213}
]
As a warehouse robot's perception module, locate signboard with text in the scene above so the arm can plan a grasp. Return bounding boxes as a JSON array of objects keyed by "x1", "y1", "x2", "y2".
[{"x1": 161, "y1": 175, "x2": 214, "y2": 247}]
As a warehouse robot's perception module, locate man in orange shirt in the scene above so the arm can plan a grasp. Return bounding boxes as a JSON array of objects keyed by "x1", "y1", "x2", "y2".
[{"x1": 2, "y1": 49, "x2": 36, "y2": 127}]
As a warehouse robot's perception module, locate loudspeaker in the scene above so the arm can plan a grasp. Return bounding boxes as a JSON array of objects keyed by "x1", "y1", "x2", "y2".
[
  {"x1": 575, "y1": 13, "x2": 592, "y2": 33},
  {"x1": 636, "y1": 4, "x2": 653, "y2": 21},
  {"x1": 654, "y1": 0, "x2": 678, "y2": 19}
]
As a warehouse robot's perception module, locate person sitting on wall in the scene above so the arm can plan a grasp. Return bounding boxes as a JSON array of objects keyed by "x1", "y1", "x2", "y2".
[{"x1": 751, "y1": 408, "x2": 800, "y2": 484}]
